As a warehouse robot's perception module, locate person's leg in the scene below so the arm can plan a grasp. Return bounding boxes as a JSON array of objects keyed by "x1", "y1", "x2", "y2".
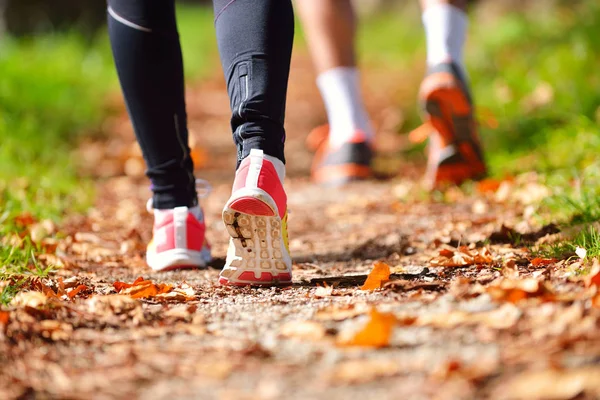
[
  {"x1": 107, "y1": 0, "x2": 210, "y2": 270},
  {"x1": 420, "y1": 0, "x2": 468, "y2": 78},
  {"x1": 417, "y1": 0, "x2": 486, "y2": 188},
  {"x1": 215, "y1": 0, "x2": 295, "y2": 286},
  {"x1": 296, "y1": 0, "x2": 373, "y2": 186}
]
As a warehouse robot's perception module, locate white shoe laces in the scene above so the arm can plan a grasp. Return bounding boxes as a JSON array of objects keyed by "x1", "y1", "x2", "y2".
[{"x1": 146, "y1": 179, "x2": 212, "y2": 213}]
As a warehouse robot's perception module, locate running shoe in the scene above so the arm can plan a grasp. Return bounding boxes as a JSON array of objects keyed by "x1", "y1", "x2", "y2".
[
  {"x1": 146, "y1": 180, "x2": 212, "y2": 271},
  {"x1": 417, "y1": 62, "x2": 487, "y2": 188},
  {"x1": 307, "y1": 124, "x2": 373, "y2": 186},
  {"x1": 219, "y1": 149, "x2": 292, "y2": 286}
]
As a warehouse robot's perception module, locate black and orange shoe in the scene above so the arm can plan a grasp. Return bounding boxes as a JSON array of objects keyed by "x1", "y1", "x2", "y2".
[
  {"x1": 307, "y1": 124, "x2": 373, "y2": 186},
  {"x1": 416, "y1": 62, "x2": 487, "y2": 189}
]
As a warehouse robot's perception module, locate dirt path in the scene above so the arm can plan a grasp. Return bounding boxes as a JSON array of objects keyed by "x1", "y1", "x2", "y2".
[{"x1": 3, "y1": 53, "x2": 600, "y2": 400}]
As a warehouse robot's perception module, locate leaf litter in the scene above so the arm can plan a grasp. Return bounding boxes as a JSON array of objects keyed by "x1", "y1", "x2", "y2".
[{"x1": 2, "y1": 55, "x2": 600, "y2": 400}]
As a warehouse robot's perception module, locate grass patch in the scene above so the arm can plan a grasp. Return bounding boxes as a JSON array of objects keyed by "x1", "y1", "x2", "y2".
[
  {"x1": 534, "y1": 226, "x2": 600, "y2": 261},
  {"x1": 0, "y1": 240, "x2": 56, "y2": 305}
]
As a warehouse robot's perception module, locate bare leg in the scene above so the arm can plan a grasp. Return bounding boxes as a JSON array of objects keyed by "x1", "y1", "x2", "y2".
[
  {"x1": 295, "y1": 0, "x2": 356, "y2": 73},
  {"x1": 297, "y1": 0, "x2": 374, "y2": 185}
]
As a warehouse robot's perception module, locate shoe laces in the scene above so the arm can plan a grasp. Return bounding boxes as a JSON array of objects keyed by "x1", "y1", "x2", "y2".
[{"x1": 146, "y1": 179, "x2": 212, "y2": 214}]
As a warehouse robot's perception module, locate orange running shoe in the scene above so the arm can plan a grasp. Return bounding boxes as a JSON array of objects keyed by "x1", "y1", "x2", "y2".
[
  {"x1": 307, "y1": 124, "x2": 373, "y2": 186},
  {"x1": 418, "y1": 62, "x2": 487, "y2": 188}
]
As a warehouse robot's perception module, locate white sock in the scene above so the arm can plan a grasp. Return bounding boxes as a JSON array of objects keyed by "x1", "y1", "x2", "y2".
[
  {"x1": 316, "y1": 67, "x2": 374, "y2": 148},
  {"x1": 422, "y1": 4, "x2": 468, "y2": 76}
]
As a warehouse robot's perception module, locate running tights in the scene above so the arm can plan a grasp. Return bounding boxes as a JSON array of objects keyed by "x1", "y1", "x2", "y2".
[{"x1": 107, "y1": 0, "x2": 294, "y2": 209}]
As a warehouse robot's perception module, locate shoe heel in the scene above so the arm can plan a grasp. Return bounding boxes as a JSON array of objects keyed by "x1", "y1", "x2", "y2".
[{"x1": 229, "y1": 196, "x2": 275, "y2": 217}]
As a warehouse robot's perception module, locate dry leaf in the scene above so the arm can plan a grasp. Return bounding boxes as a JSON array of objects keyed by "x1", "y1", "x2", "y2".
[
  {"x1": 431, "y1": 246, "x2": 494, "y2": 267},
  {"x1": 495, "y1": 367, "x2": 600, "y2": 400},
  {"x1": 502, "y1": 259, "x2": 519, "y2": 279},
  {"x1": 330, "y1": 359, "x2": 400, "y2": 384},
  {"x1": 0, "y1": 311, "x2": 9, "y2": 325},
  {"x1": 11, "y1": 291, "x2": 47, "y2": 308},
  {"x1": 575, "y1": 247, "x2": 587, "y2": 260},
  {"x1": 337, "y1": 308, "x2": 397, "y2": 348},
  {"x1": 417, "y1": 303, "x2": 521, "y2": 330},
  {"x1": 476, "y1": 178, "x2": 503, "y2": 193},
  {"x1": 280, "y1": 321, "x2": 326, "y2": 341},
  {"x1": 113, "y1": 277, "x2": 173, "y2": 299},
  {"x1": 314, "y1": 285, "x2": 333, "y2": 298},
  {"x1": 361, "y1": 261, "x2": 391, "y2": 290},
  {"x1": 315, "y1": 304, "x2": 370, "y2": 321},
  {"x1": 486, "y1": 279, "x2": 554, "y2": 303},
  {"x1": 531, "y1": 257, "x2": 556, "y2": 266},
  {"x1": 67, "y1": 285, "x2": 88, "y2": 300},
  {"x1": 585, "y1": 261, "x2": 600, "y2": 288},
  {"x1": 113, "y1": 276, "x2": 144, "y2": 292},
  {"x1": 14, "y1": 212, "x2": 36, "y2": 228}
]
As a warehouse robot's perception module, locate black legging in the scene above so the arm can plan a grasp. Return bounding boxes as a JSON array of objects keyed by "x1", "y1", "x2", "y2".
[{"x1": 107, "y1": 0, "x2": 294, "y2": 209}]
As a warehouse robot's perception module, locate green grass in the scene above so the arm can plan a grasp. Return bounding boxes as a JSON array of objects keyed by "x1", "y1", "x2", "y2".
[
  {"x1": 534, "y1": 226, "x2": 600, "y2": 261},
  {"x1": 0, "y1": 240, "x2": 57, "y2": 305},
  {"x1": 0, "y1": 6, "x2": 217, "y2": 284}
]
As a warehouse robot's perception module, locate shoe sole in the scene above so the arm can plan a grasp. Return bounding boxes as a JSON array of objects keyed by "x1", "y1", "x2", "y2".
[
  {"x1": 147, "y1": 246, "x2": 211, "y2": 272},
  {"x1": 219, "y1": 192, "x2": 292, "y2": 287},
  {"x1": 424, "y1": 86, "x2": 487, "y2": 186}
]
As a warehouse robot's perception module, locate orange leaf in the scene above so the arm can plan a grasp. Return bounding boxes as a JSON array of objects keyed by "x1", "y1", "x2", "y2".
[
  {"x1": 338, "y1": 308, "x2": 397, "y2": 348},
  {"x1": 531, "y1": 257, "x2": 556, "y2": 266},
  {"x1": 585, "y1": 262, "x2": 600, "y2": 288},
  {"x1": 476, "y1": 178, "x2": 502, "y2": 194},
  {"x1": 0, "y1": 311, "x2": 9, "y2": 325},
  {"x1": 113, "y1": 281, "x2": 132, "y2": 292},
  {"x1": 592, "y1": 293, "x2": 600, "y2": 308},
  {"x1": 14, "y1": 212, "x2": 36, "y2": 228},
  {"x1": 114, "y1": 277, "x2": 173, "y2": 299},
  {"x1": 68, "y1": 285, "x2": 87, "y2": 300},
  {"x1": 439, "y1": 248, "x2": 455, "y2": 257},
  {"x1": 361, "y1": 261, "x2": 391, "y2": 291},
  {"x1": 133, "y1": 276, "x2": 145, "y2": 285},
  {"x1": 128, "y1": 283, "x2": 159, "y2": 299}
]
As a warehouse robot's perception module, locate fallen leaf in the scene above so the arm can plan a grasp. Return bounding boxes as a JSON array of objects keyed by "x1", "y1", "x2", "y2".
[
  {"x1": 431, "y1": 246, "x2": 494, "y2": 267},
  {"x1": 477, "y1": 178, "x2": 503, "y2": 193},
  {"x1": 575, "y1": 246, "x2": 587, "y2": 260},
  {"x1": 0, "y1": 311, "x2": 9, "y2": 325},
  {"x1": 314, "y1": 285, "x2": 333, "y2": 298},
  {"x1": 39, "y1": 320, "x2": 73, "y2": 341},
  {"x1": 280, "y1": 321, "x2": 326, "y2": 341},
  {"x1": 592, "y1": 293, "x2": 600, "y2": 308},
  {"x1": 495, "y1": 367, "x2": 600, "y2": 400},
  {"x1": 486, "y1": 279, "x2": 555, "y2": 303},
  {"x1": 417, "y1": 303, "x2": 521, "y2": 329},
  {"x1": 531, "y1": 257, "x2": 556, "y2": 266},
  {"x1": 502, "y1": 259, "x2": 519, "y2": 279},
  {"x1": 585, "y1": 260, "x2": 600, "y2": 288},
  {"x1": 315, "y1": 304, "x2": 370, "y2": 321},
  {"x1": 14, "y1": 212, "x2": 36, "y2": 228},
  {"x1": 361, "y1": 261, "x2": 391, "y2": 290},
  {"x1": 113, "y1": 276, "x2": 144, "y2": 292},
  {"x1": 329, "y1": 359, "x2": 400, "y2": 384},
  {"x1": 11, "y1": 291, "x2": 47, "y2": 308},
  {"x1": 67, "y1": 285, "x2": 88, "y2": 300},
  {"x1": 337, "y1": 308, "x2": 397, "y2": 348}
]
